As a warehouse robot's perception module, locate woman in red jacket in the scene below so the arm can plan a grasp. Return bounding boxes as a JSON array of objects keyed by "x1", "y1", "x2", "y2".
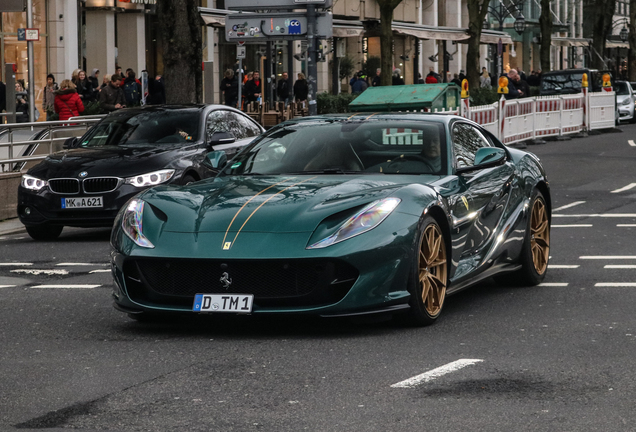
[{"x1": 54, "y1": 79, "x2": 84, "y2": 121}]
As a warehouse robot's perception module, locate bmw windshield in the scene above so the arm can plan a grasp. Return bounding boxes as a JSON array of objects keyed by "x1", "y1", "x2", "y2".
[
  {"x1": 79, "y1": 109, "x2": 201, "y2": 147},
  {"x1": 220, "y1": 120, "x2": 447, "y2": 176}
]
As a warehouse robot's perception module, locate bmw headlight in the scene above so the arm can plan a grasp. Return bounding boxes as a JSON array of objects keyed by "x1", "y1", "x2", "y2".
[
  {"x1": 622, "y1": 98, "x2": 631, "y2": 105},
  {"x1": 125, "y1": 169, "x2": 175, "y2": 187},
  {"x1": 121, "y1": 199, "x2": 154, "y2": 248},
  {"x1": 307, "y1": 198, "x2": 401, "y2": 249},
  {"x1": 21, "y1": 174, "x2": 48, "y2": 191}
]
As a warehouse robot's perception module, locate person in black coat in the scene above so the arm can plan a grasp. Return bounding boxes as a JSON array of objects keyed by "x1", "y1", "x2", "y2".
[
  {"x1": 73, "y1": 70, "x2": 94, "y2": 103},
  {"x1": 220, "y1": 69, "x2": 239, "y2": 108},
  {"x1": 244, "y1": 71, "x2": 262, "y2": 103},
  {"x1": 293, "y1": 73, "x2": 309, "y2": 103},
  {"x1": 276, "y1": 71, "x2": 291, "y2": 105}
]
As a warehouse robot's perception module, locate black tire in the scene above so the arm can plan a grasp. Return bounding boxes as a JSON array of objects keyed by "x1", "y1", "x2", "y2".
[
  {"x1": 181, "y1": 175, "x2": 197, "y2": 185},
  {"x1": 25, "y1": 225, "x2": 63, "y2": 241},
  {"x1": 127, "y1": 312, "x2": 162, "y2": 323},
  {"x1": 497, "y1": 189, "x2": 550, "y2": 286},
  {"x1": 404, "y1": 215, "x2": 449, "y2": 326}
]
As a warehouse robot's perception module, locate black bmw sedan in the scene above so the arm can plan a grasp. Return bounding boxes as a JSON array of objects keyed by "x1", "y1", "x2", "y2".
[{"x1": 18, "y1": 105, "x2": 264, "y2": 240}]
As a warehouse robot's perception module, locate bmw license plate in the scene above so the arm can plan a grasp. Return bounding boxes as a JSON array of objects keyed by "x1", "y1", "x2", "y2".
[
  {"x1": 193, "y1": 294, "x2": 253, "y2": 313},
  {"x1": 61, "y1": 197, "x2": 103, "y2": 209}
]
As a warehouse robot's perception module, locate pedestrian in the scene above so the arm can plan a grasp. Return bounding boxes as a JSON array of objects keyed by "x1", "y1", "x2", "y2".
[
  {"x1": 276, "y1": 71, "x2": 291, "y2": 106},
  {"x1": 54, "y1": 79, "x2": 84, "y2": 121},
  {"x1": 72, "y1": 70, "x2": 94, "y2": 102},
  {"x1": 458, "y1": 70, "x2": 466, "y2": 82},
  {"x1": 416, "y1": 73, "x2": 424, "y2": 84},
  {"x1": 293, "y1": 72, "x2": 309, "y2": 104},
  {"x1": 502, "y1": 71, "x2": 520, "y2": 100},
  {"x1": 509, "y1": 69, "x2": 529, "y2": 98},
  {"x1": 14, "y1": 82, "x2": 30, "y2": 123},
  {"x1": 88, "y1": 69, "x2": 100, "y2": 95},
  {"x1": 123, "y1": 70, "x2": 142, "y2": 106},
  {"x1": 480, "y1": 68, "x2": 492, "y2": 89},
  {"x1": 372, "y1": 68, "x2": 381, "y2": 87},
  {"x1": 392, "y1": 69, "x2": 405, "y2": 86},
  {"x1": 451, "y1": 73, "x2": 462, "y2": 86},
  {"x1": 526, "y1": 70, "x2": 540, "y2": 86},
  {"x1": 115, "y1": 65, "x2": 122, "y2": 78},
  {"x1": 349, "y1": 71, "x2": 359, "y2": 89},
  {"x1": 351, "y1": 71, "x2": 368, "y2": 94},
  {"x1": 244, "y1": 71, "x2": 262, "y2": 104},
  {"x1": 43, "y1": 74, "x2": 58, "y2": 120},
  {"x1": 221, "y1": 69, "x2": 239, "y2": 108},
  {"x1": 100, "y1": 74, "x2": 111, "y2": 91},
  {"x1": 425, "y1": 68, "x2": 438, "y2": 84},
  {"x1": 98, "y1": 74, "x2": 126, "y2": 113}
]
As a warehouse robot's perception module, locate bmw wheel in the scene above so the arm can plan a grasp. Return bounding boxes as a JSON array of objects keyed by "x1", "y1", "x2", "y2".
[{"x1": 25, "y1": 225, "x2": 63, "y2": 241}]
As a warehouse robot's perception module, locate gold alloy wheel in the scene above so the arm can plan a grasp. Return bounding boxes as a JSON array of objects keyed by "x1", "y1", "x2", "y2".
[
  {"x1": 530, "y1": 198, "x2": 550, "y2": 275},
  {"x1": 419, "y1": 223, "x2": 448, "y2": 316}
]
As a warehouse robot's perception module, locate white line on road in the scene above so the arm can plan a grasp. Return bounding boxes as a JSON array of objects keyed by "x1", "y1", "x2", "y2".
[
  {"x1": 89, "y1": 269, "x2": 111, "y2": 274},
  {"x1": 580, "y1": 256, "x2": 636, "y2": 259},
  {"x1": 56, "y1": 263, "x2": 109, "y2": 266},
  {"x1": 595, "y1": 283, "x2": 636, "y2": 287},
  {"x1": 617, "y1": 224, "x2": 636, "y2": 227},
  {"x1": 605, "y1": 265, "x2": 636, "y2": 269},
  {"x1": 553, "y1": 201, "x2": 586, "y2": 212},
  {"x1": 0, "y1": 285, "x2": 17, "y2": 288},
  {"x1": 31, "y1": 285, "x2": 100, "y2": 289},
  {"x1": 539, "y1": 283, "x2": 569, "y2": 287},
  {"x1": 0, "y1": 263, "x2": 33, "y2": 266},
  {"x1": 553, "y1": 214, "x2": 636, "y2": 218},
  {"x1": 549, "y1": 265, "x2": 580, "y2": 269},
  {"x1": 611, "y1": 183, "x2": 636, "y2": 193},
  {"x1": 390, "y1": 359, "x2": 483, "y2": 389},
  {"x1": 629, "y1": 140, "x2": 636, "y2": 147},
  {"x1": 552, "y1": 224, "x2": 593, "y2": 228},
  {"x1": 11, "y1": 269, "x2": 69, "y2": 275}
]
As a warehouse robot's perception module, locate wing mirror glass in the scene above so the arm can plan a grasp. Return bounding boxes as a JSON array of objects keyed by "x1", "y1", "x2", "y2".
[
  {"x1": 473, "y1": 147, "x2": 506, "y2": 166},
  {"x1": 205, "y1": 150, "x2": 227, "y2": 169},
  {"x1": 63, "y1": 137, "x2": 79, "y2": 149},
  {"x1": 209, "y1": 131, "x2": 236, "y2": 146}
]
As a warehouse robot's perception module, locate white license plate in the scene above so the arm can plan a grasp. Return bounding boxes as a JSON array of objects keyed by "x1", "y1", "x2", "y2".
[
  {"x1": 61, "y1": 196, "x2": 103, "y2": 209},
  {"x1": 193, "y1": 294, "x2": 253, "y2": 313}
]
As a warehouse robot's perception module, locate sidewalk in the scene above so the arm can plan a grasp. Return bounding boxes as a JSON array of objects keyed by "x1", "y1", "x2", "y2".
[{"x1": 0, "y1": 218, "x2": 25, "y2": 236}]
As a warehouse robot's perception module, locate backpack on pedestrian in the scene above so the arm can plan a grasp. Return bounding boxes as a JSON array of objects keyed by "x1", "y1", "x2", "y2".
[{"x1": 123, "y1": 80, "x2": 140, "y2": 106}]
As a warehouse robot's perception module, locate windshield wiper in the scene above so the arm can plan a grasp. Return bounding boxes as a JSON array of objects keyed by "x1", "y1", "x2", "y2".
[{"x1": 285, "y1": 169, "x2": 361, "y2": 175}]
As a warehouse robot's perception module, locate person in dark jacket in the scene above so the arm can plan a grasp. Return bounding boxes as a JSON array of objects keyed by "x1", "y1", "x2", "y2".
[
  {"x1": 14, "y1": 82, "x2": 29, "y2": 123},
  {"x1": 98, "y1": 74, "x2": 126, "y2": 113},
  {"x1": 72, "y1": 70, "x2": 94, "y2": 103},
  {"x1": 122, "y1": 70, "x2": 142, "y2": 106},
  {"x1": 372, "y1": 68, "x2": 382, "y2": 87},
  {"x1": 88, "y1": 69, "x2": 100, "y2": 96},
  {"x1": 276, "y1": 72, "x2": 291, "y2": 105},
  {"x1": 43, "y1": 74, "x2": 58, "y2": 120},
  {"x1": 509, "y1": 69, "x2": 530, "y2": 98},
  {"x1": 54, "y1": 79, "x2": 84, "y2": 121},
  {"x1": 392, "y1": 69, "x2": 405, "y2": 86},
  {"x1": 351, "y1": 71, "x2": 368, "y2": 94},
  {"x1": 244, "y1": 71, "x2": 262, "y2": 103},
  {"x1": 220, "y1": 69, "x2": 239, "y2": 108},
  {"x1": 146, "y1": 75, "x2": 166, "y2": 105},
  {"x1": 501, "y1": 72, "x2": 520, "y2": 100},
  {"x1": 293, "y1": 73, "x2": 309, "y2": 103}
]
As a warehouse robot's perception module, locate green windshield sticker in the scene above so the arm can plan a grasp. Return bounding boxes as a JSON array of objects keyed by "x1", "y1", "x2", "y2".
[{"x1": 231, "y1": 162, "x2": 242, "y2": 169}]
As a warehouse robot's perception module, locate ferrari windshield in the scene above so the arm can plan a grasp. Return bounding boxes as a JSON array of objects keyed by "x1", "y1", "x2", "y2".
[
  {"x1": 79, "y1": 109, "x2": 200, "y2": 147},
  {"x1": 221, "y1": 120, "x2": 447, "y2": 176}
]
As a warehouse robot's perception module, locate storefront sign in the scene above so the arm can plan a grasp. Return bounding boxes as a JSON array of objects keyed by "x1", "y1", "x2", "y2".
[
  {"x1": 225, "y1": 12, "x2": 332, "y2": 42},
  {"x1": 225, "y1": 0, "x2": 332, "y2": 10},
  {"x1": 0, "y1": 0, "x2": 25, "y2": 12},
  {"x1": 25, "y1": 29, "x2": 39, "y2": 41}
]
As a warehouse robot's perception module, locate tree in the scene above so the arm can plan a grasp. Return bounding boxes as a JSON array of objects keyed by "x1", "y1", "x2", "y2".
[
  {"x1": 376, "y1": 0, "x2": 404, "y2": 86},
  {"x1": 539, "y1": 0, "x2": 553, "y2": 72},
  {"x1": 629, "y1": 0, "x2": 636, "y2": 80},
  {"x1": 584, "y1": 0, "x2": 615, "y2": 69},
  {"x1": 157, "y1": 0, "x2": 202, "y2": 104},
  {"x1": 465, "y1": 0, "x2": 490, "y2": 90}
]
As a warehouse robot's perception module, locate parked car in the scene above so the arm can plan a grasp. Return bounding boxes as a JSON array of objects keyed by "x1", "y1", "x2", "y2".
[
  {"x1": 615, "y1": 81, "x2": 635, "y2": 123},
  {"x1": 18, "y1": 105, "x2": 265, "y2": 240},
  {"x1": 539, "y1": 68, "x2": 612, "y2": 95},
  {"x1": 110, "y1": 113, "x2": 551, "y2": 326}
]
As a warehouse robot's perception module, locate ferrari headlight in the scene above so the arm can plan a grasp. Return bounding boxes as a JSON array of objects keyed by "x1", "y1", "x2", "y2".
[
  {"x1": 21, "y1": 174, "x2": 48, "y2": 191},
  {"x1": 121, "y1": 199, "x2": 154, "y2": 248},
  {"x1": 308, "y1": 198, "x2": 401, "y2": 249},
  {"x1": 125, "y1": 169, "x2": 175, "y2": 187}
]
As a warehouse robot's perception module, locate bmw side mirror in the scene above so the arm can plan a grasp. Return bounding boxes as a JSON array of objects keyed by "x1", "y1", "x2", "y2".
[
  {"x1": 205, "y1": 150, "x2": 227, "y2": 169},
  {"x1": 209, "y1": 131, "x2": 236, "y2": 147},
  {"x1": 63, "y1": 137, "x2": 79, "y2": 149}
]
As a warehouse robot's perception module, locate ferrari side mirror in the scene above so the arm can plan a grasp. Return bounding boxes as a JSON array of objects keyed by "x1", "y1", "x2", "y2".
[{"x1": 473, "y1": 147, "x2": 506, "y2": 166}]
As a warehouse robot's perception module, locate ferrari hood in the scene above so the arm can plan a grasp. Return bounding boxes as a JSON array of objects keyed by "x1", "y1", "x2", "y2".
[
  {"x1": 28, "y1": 145, "x2": 180, "y2": 179},
  {"x1": 142, "y1": 175, "x2": 440, "y2": 234}
]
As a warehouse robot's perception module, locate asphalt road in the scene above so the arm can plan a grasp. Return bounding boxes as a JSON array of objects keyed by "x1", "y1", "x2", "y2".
[{"x1": 1, "y1": 124, "x2": 636, "y2": 431}]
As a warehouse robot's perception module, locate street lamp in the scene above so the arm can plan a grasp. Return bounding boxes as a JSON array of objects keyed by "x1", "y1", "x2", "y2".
[
  {"x1": 514, "y1": 15, "x2": 526, "y2": 35},
  {"x1": 620, "y1": 26, "x2": 629, "y2": 43}
]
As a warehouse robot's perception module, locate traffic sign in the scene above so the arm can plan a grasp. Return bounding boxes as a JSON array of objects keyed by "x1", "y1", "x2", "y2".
[
  {"x1": 237, "y1": 46, "x2": 246, "y2": 59},
  {"x1": 225, "y1": 12, "x2": 332, "y2": 42},
  {"x1": 225, "y1": 0, "x2": 332, "y2": 10},
  {"x1": 25, "y1": 28, "x2": 39, "y2": 41}
]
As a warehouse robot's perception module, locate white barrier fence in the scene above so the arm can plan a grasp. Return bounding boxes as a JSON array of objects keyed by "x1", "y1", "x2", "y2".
[{"x1": 466, "y1": 90, "x2": 615, "y2": 146}]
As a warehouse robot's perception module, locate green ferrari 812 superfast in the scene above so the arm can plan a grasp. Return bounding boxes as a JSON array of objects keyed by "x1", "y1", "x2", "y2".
[{"x1": 110, "y1": 113, "x2": 551, "y2": 326}]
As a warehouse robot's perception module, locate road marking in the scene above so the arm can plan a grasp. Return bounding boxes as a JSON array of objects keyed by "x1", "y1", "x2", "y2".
[
  {"x1": 31, "y1": 284, "x2": 100, "y2": 289},
  {"x1": 552, "y1": 224, "x2": 593, "y2": 228},
  {"x1": 549, "y1": 265, "x2": 580, "y2": 269},
  {"x1": 553, "y1": 201, "x2": 586, "y2": 212},
  {"x1": 617, "y1": 224, "x2": 636, "y2": 227},
  {"x1": 0, "y1": 263, "x2": 33, "y2": 266},
  {"x1": 89, "y1": 269, "x2": 111, "y2": 274},
  {"x1": 390, "y1": 359, "x2": 483, "y2": 389},
  {"x1": 11, "y1": 269, "x2": 69, "y2": 275},
  {"x1": 0, "y1": 285, "x2": 17, "y2": 288},
  {"x1": 605, "y1": 265, "x2": 636, "y2": 269},
  {"x1": 629, "y1": 139, "x2": 636, "y2": 147},
  {"x1": 553, "y1": 214, "x2": 636, "y2": 218},
  {"x1": 611, "y1": 183, "x2": 636, "y2": 193},
  {"x1": 595, "y1": 283, "x2": 636, "y2": 287},
  {"x1": 580, "y1": 256, "x2": 636, "y2": 259},
  {"x1": 56, "y1": 263, "x2": 109, "y2": 266},
  {"x1": 539, "y1": 283, "x2": 569, "y2": 287}
]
